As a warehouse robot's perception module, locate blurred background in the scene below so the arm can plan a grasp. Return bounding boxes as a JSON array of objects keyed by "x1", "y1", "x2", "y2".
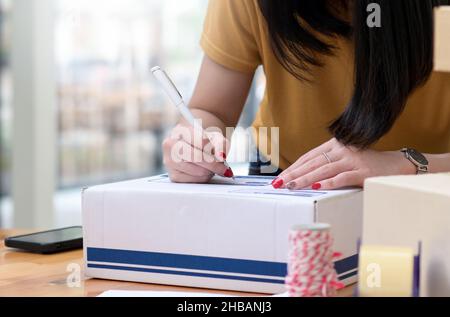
[{"x1": 0, "y1": 0, "x2": 264, "y2": 229}]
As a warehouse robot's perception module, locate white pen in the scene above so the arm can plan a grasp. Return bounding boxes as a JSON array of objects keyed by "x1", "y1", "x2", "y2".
[{"x1": 151, "y1": 66, "x2": 235, "y2": 180}]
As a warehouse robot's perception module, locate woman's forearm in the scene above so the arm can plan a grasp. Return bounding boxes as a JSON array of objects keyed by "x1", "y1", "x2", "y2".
[
  {"x1": 183, "y1": 56, "x2": 254, "y2": 134},
  {"x1": 427, "y1": 153, "x2": 450, "y2": 173},
  {"x1": 178, "y1": 108, "x2": 227, "y2": 135}
]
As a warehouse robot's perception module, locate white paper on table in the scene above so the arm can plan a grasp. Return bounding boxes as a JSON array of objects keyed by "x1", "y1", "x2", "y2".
[
  {"x1": 149, "y1": 174, "x2": 274, "y2": 187},
  {"x1": 91, "y1": 175, "x2": 348, "y2": 202},
  {"x1": 144, "y1": 175, "x2": 337, "y2": 199}
]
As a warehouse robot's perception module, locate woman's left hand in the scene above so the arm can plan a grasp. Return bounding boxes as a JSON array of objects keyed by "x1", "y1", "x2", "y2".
[{"x1": 273, "y1": 138, "x2": 416, "y2": 190}]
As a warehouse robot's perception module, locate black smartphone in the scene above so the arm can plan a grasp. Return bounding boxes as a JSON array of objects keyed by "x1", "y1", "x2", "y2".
[{"x1": 5, "y1": 226, "x2": 83, "y2": 254}]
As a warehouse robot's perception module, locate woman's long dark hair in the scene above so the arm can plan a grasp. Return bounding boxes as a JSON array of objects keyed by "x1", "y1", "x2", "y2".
[{"x1": 259, "y1": 0, "x2": 449, "y2": 147}]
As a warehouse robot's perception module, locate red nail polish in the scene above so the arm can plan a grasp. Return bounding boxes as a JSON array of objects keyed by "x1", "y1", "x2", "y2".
[
  {"x1": 272, "y1": 178, "x2": 284, "y2": 189},
  {"x1": 224, "y1": 168, "x2": 234, "y2": 178},
  {"x1": 312, "y1": 183, "x2": 322, "y2": 190},
  {"x1": 219, "y1": 152, "x2": 227, "y2": 160}
]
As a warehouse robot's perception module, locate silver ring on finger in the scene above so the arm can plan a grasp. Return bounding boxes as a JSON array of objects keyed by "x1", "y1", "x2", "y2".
[{"x1": 322, "y1": 152, "x2": 333, "y2": 165}]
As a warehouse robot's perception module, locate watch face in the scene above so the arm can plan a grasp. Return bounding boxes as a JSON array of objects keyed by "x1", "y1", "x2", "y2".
[{"x1": 409, "y1": 149, "x2": 429, "y2": 165}]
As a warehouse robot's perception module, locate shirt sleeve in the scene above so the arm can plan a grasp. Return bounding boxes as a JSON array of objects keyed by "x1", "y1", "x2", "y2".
[{"x1": 200, "y1": 0, "x2": 262, "y2": 74}]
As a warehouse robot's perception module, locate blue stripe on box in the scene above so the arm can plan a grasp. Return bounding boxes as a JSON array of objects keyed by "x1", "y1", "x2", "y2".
[
  {"x1": 335, "y1": 254, "x2": 358, "y2": 275},
  {"x1": 87, "y1": 248, "x2": 287, "y2": 277},
  {"x1": 87, "y1": 264, "x2": 358, "y2": 284},
  {"x1": 87, "y1": 248, "x2": 358, "y2": 279},
  {"x1": 87, "y1": 264, "x2": 286, "y2": 284}
]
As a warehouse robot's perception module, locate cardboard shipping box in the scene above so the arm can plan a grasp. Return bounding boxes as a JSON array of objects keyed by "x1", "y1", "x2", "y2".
[
  {"x1": 363, "y1": 174, "x2": 450, "y2": 297},
  {"x1": 82, "y1": 175, "x2": 363, "y2": 294},
  {"x1": 435, "y1": 7, "x2": 450, "y2": 72}
]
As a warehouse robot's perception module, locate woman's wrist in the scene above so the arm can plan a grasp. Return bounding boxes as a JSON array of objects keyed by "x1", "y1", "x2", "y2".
[
  {"x1": 393, "y1": 151, "x2": 450, "y2": 175},
  {"x1": 389, "y1": 150, "x2": 417, "y2": 176}
]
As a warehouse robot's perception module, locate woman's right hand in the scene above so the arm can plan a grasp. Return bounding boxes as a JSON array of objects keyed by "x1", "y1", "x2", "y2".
[{"x1": 162, "y1": 124, "x2": 234, "y2": 183}]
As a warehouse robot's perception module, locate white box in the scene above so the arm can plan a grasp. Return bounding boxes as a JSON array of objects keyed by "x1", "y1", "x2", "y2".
[
  {"x1": 363, "y1": 174, "x2": 450, "y2": 297},
  {"x1": 82, "y1": 175, "x2": 363, "y2": 294}
]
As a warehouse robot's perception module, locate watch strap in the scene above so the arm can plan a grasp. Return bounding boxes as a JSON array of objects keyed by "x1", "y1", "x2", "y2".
[{"x1": 401, "y1": 148, "x2": 429, "y2": 175}]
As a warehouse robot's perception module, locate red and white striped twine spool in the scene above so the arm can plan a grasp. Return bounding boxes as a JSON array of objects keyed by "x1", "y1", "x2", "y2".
[{"x1": 285, "y1": 224, "x2": 344, "y2": 297}]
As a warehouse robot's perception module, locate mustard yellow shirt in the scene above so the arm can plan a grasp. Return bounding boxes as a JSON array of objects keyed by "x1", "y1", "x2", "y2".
[{"x1": 200, "y1": 0, "x2": 450, "y2": 170}]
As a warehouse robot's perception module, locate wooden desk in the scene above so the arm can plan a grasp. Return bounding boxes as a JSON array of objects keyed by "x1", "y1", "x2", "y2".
[{"x1": 0, "y1": 230, "x2": 354, "y2": 297}]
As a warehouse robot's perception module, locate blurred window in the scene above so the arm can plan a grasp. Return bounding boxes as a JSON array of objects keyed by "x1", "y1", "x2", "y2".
[{"x1": 56, "y1": 0, "x2": 211, "y2": 188}]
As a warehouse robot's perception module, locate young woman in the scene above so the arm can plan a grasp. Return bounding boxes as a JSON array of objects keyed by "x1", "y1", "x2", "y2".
[{"x1": 162, "y1": 0, "x2": 450, "y2": 190}]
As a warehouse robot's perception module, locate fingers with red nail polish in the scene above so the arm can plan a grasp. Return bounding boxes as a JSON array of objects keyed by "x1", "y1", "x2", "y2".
[
  {"x1": 312, "y1": 183, "x2": 322, "y2": 190},
  {"x1": 272, "y1": 178, "x2": 284, "y2": 189},
  {"x1": 224, "y1": 168, "x2": 234, "y2": 178}
]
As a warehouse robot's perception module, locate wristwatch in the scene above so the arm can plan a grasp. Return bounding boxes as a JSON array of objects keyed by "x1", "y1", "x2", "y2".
[{"x1": 401, "y1": 148, "x2": 429, "y2": 175}]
